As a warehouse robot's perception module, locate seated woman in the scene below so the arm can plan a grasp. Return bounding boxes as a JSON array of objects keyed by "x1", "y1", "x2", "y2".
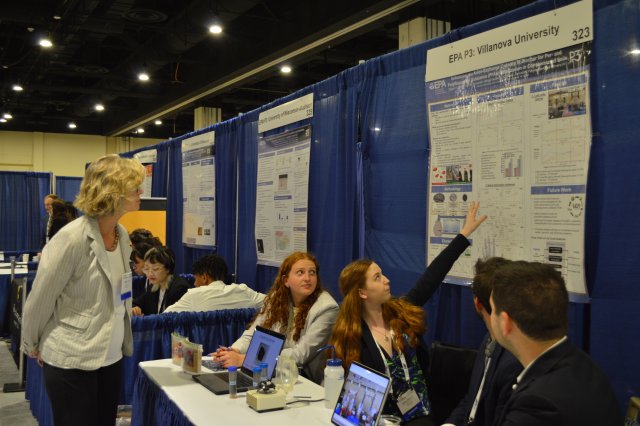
[
  {"x1": 214, "y1": 252, "x2": 339, "y2": 384},
  {"x1": 330, "y1": 202, "x2": 486, "y2": 425},
  {"x1": 129, "y1": 235, "x2": 162, "y2": 277},
  {"x1": 131, "y1": 246, "x2": 190, "y2": 316}
]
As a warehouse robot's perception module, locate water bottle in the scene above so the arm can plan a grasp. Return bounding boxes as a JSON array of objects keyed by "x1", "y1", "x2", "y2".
[
  {"x1": 252, "y1": 366, "x2": 262, "y2": 388},
  {"x1": 259, "y1": 362, "x2": 269, "y2": 382},
  {"x1": 318, "y1": 345, "x2": 344, "y2": 409},
  {"x1": 228, "y1": 366, "x2": 238, "y2": 398}
]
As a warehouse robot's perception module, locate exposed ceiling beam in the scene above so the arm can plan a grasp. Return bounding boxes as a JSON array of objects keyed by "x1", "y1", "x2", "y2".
[{"x1": 108, "y1": 0, "x2": 421, "y2": 136}]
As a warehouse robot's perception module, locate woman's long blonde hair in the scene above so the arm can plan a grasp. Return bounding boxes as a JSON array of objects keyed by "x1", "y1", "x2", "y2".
[
  {"x1": 259, "y1": 252, "x2": 323, "y2": 342},
  {"x1": 330, "y1": 259, "x2": 426, "y2": 368}
]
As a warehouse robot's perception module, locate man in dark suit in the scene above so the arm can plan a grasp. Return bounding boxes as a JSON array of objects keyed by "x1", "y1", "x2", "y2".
[
  {"x1": 489, "y1": 261, "x2": 622, "y2": 426},
  {"x1": 444, "y1": 258, "x2": 522, "y2": 426}
]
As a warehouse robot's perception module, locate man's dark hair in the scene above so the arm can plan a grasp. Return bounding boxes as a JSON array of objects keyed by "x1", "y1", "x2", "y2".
[
  {"x1": 129, "y1": 228, "x2": 154, "y2": 245},
  {"x1": 491, "y1": 261, "x2": 568, "y2": 341},
  {"x1": 472, "y1": 257, "x2": 512, "y2": 314},
  {"x1": 192, "y1": 254, "x2": 228, "y2": 283},
  {"x1": 131, "y1": 237, "x2": 162, "y2": 262}
]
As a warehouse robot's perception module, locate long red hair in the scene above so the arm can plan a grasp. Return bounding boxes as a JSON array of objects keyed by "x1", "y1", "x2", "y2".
[
  {"x1": 259, "y1": 252, "x2": 323, "y2": 342},
  {"x1": 330, "y1": 259, "x2": 425, "y2": 368}
]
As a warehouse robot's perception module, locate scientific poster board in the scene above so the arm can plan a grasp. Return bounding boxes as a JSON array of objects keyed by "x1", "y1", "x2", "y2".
[
  {"x1": 133, "y1": 149, "x2": 157, "y2": 196},
  {"x1": 181, "y1": 131, "x2": 216, "y2": 249},
  {"x1": 425, "y1": 0, "x2": 592, "y2": 297},
  {"x1": 120, "y1": 198, "x2": 167, "y2": 244},
  {"x1": 255, "y1": 125, "x2": 312, "y2": 266}
]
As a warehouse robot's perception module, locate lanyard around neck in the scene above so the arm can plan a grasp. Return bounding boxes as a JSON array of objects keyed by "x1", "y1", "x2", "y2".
[{"x1": 371, "y1": 329, "x2": 411, "y2": 383}]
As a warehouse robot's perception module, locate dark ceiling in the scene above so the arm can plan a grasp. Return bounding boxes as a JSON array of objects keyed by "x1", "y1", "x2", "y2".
[{"x1": 0, "y1": 0, "x2": 534, "y2": 139}]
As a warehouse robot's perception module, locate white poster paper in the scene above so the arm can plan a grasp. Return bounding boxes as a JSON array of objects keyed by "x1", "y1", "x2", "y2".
[
  {"x1": 255, "y1": 126, "x2": 311, "y2": 266},
  {"x1": 181, "y1": 131, "x2": 215, "y2": 248},
  {"x1": 133, "y1": 149, "x2": 157, "y2": 196},
  {"x1": 425, "y1": 0, "x2": 592, "y2": 297},
  {"x1": 258, "y1": 93, "x2": 314, "y2": 133}
]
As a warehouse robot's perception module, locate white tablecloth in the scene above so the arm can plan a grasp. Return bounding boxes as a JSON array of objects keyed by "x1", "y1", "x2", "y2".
[{"x1": 139, "y1": 358, "x2": 334, "y2": 425}]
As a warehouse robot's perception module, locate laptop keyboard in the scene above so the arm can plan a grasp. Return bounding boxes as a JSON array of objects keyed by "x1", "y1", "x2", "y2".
[
  {"x1": 237, "y1": 374, "x2": 254, "y2": 388},
  {"x1": 217, "y1": 372, "x2": 255, "y2": 388}
]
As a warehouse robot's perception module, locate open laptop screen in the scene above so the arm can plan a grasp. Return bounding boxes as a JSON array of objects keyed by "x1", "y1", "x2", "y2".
[
  {"x1": 241, "y1": 325, "x2": 285, "y2": 378},
  {"x1": 331, "y1": 361, "x2": 391, "y2": 426}
]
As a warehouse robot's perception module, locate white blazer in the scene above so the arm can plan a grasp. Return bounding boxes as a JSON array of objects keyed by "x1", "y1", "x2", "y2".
[
  {"x1": 21, "y1": 215, "x2": 134, "y2": 370},
  {"x1": 232, "y1": 290, "x2": 339, "y2": 384}
]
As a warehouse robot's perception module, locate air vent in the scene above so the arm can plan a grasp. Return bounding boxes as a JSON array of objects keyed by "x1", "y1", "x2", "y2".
[
  {"x1": 123, "y1": 8, "x2": 168, "y2": 24},
  {"x1": 73, "y1": 65, "x2": 110, "y2": 74}
]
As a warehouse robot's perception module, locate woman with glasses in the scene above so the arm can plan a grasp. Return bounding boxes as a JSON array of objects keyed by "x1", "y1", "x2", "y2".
[
  {"x1": 131, "y1": 246, "x2": 190, "y2": 316},
  {"x1": 22, "y1": 154, "x2": 146, "y2": 426},
  {"x1": 129, "y1": 233, "x2": 162, "y2": 277}
]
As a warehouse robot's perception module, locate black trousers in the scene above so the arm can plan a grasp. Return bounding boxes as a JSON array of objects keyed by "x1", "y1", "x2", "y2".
[{"x1": 43, "y1": 359, "x2": 123, "y2": 426}]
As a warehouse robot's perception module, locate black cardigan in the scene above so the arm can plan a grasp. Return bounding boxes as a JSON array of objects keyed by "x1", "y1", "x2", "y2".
[
  {"x1": 133, "y1": 275, "x2": 190, "y2": 315},
  {"x1": 358, "y1": 234, "x2": 471, "y2": 377}
]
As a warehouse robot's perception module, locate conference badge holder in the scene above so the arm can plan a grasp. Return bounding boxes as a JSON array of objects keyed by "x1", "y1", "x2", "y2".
[{"x1": 396, "y1": 388, "x2": 421, "y2": 418}]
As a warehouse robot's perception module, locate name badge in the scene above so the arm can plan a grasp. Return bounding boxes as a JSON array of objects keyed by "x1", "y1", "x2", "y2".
[
  {"x1": 121, "y1": 272, "x2": 132, "y2": 301},
  {"x1": 396, "y1": 388, "x2": 421, "y2": 416}
]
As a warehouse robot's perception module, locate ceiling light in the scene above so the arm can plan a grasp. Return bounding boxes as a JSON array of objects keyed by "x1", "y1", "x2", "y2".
[
  {"x1": 38, "y1": 37, "x2": 53, "y2": 48},
  {"x1": 154, "y1": 119, "x2": 162, "y2": 125},
  {"x1": 374, "y1": 127, "x2": 381, "y2": 132},
  {"x1": 136, "y1": 128, "x2": 145, "y2": 134},
  {"x1": 68, "y1": 122, "x2": 77, "y2": 129},
  {"x1": 3, "y1": 113, "x2": 12, "y2": 119},
  {"x1": 138, "y1": 72, "x2": 150, "y2": 81},
  {"x1": 631, "y1": 49, "x2": 640, "y2": 55},
  {"x1": 94, "y1": 103, "x2": 105, "y2": 111},
  {"x1": 280, "y1": 65, "x2": 292, "y2": 74},
  {"x1": 209, "y1": 24, "x2": 223, "y2": 34},
  {"x1": 208, "y1": 15, "x2": 223, "y2": 34},
  {"x1": 0, "y1": 118, "x2": 6, "y2": 123},
  {"x1": 12, "y1": 84, "x2": 24, "y2": 92},
  {"x1": 53, "y1": 15, "x2": 62, "y2": 20}
]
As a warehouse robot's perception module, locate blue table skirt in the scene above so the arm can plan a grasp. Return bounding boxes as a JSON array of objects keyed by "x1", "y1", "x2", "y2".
[
  {"x1": 132, "y1": 365, "x2": 194, "y2": 426},
  {"x1": 25, "y1": 357, "x2": 53, "y2": 426},
  {"x1": 0, "y1": 273, "x2": 27, "y2": 336},
  {"x1": 23, "y1": 309, "x2": 256, "y2": 426}
]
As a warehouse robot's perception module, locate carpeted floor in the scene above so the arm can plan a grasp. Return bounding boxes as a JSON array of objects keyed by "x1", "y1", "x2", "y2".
[{"x1": 0, "y1": 338, "x2": 37, "y2": 425}]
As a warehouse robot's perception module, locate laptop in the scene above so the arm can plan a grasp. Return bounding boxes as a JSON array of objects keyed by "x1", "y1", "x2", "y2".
[
  {"x1": 193, "y1": 325, "x2": 286, "y2": 395},
  {"x1": 331, "y1": 361, "x2": 392, "y2": 426}
]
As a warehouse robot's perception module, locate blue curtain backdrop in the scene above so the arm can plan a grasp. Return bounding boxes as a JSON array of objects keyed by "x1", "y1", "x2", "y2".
[
  {"x1": 235, "y1": 78, "x2": 360, "y2": 296},
  {"x1": 54, "y1": 176, "x2": 81, "y2": 203},
  {"x1": 584, "y1": 0, "x2": 640, "y2": 411},
  {"x1": 0, "y1": 171, "x2": 51, "y2": 251},
  {"x1": 164, "y1": 121, "x2": 238, "y2": 276},
  {"x1": 117, "y1": 0, "x2": 639, "y2": 412}
]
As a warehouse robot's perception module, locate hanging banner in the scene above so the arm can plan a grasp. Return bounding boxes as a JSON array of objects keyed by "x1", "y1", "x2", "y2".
[
  {"x1": 425, "y1": 0, "x2": 592, "y2": 298},
  {"x1": 182, "y1": 131, "x2": 216, "y2": 248},
  {"x1": 255, "y1": 125, "x2": 311, "y2": 266},
  {"x1": 134, "y1": 149, "x2": 157, "y2": 196}
]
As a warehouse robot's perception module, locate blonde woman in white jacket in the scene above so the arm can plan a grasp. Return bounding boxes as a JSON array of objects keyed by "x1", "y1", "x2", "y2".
[{"x1": 22, "y1": 154, "x2": 146, "y2": 426}]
